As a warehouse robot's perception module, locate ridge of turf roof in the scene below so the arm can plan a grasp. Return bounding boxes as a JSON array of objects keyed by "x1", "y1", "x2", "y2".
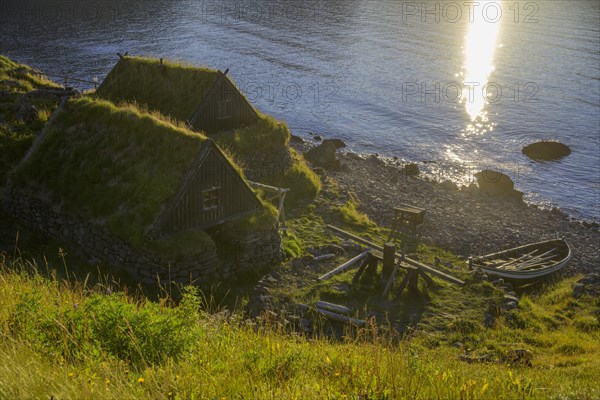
[
  {"x1": 96, "y1": 56, "x2": 220, "y2": 121},
  {"x1": 10, "y1": 96, "x2": 217, "y2": 253}
]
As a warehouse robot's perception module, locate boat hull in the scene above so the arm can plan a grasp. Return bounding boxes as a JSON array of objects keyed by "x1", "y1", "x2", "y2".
[{"x1": 471, "y1": 239, "x2": 572, "y2": 282}]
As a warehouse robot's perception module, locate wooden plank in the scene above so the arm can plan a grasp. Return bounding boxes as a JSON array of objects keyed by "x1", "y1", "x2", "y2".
[
  {"x1": 382, "y1": 263, "x2": 400, "y2": 297},
  {"x1": 352, "y1": 256, "x2": 370, "y2": 283},
  {"x1": 394, "y1": 269, "x2": 417, "y2": 299},
  {"x1": 403, "y1": 258, "x2": 465, "y2": 286},
  {"x1": 314, "y1": 254, "x2": 336, "y2": 262},
  {"x1": 318, "y1": 250, "x2": 370, "y2": 281},
  {"x1": 418, "y1": 269, "x2": 434, "y2": 286},
  {"x1": 493, "y1": 249, "x2": 539, "y2": 269},
  {"x1": 247, "y1": 180, "x2": 290, "y2": 193},
  {"x1": 327, "y1": 225, "x2": 465, "y2": 286},
  {"x1": 315, "y1": 301, "x2": 351, "y2": 315},
  {"x1": 314, "y1": 307, "x2": 366, "y2": 327}
]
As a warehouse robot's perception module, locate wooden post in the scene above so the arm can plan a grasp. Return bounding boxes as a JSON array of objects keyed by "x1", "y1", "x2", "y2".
[
  {"x1": 382, "y1": 243, "x2": 395, "y2": 278},
  {"x1": 408, "y1": 270, "x2": 419, "y2": 291},
  {"x1": 365, "y1": 254, "x2": 378, "y2": 278},
  {"x1": 394, "y1": 266, "x2": 418, "y2": 300},
  {"x1": 278, "y1": 190, "x2": 287, "y2": 229},
  {"x1": 352, "y1": 256, "x2": 369, "y2": 283}
]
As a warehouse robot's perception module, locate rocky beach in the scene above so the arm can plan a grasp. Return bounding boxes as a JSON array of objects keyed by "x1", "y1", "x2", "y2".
[{"x1": 294, "y1": 139, "x2": 599, "y2": 276}]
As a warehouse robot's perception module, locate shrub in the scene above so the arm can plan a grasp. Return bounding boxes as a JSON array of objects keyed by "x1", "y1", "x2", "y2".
[
  {"x1": 273, "y1": 149, "x2": 321, "y2": 206},
  {"x1": 573, "y1": 315, "x2": 599, "y2": 333},
  {"x1": 8, "y1": 284, "x2": 202, "y2": 368},
  {"x1": 339, "y1": 193, "x2": 373, "y2": 229}
]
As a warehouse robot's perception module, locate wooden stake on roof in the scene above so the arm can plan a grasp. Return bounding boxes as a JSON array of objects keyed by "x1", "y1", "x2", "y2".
[{"x1": 248, "y1": 181, "x2": 289, "y2": 231}]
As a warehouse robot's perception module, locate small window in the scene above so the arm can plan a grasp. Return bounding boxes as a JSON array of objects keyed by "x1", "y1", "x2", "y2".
[
  {"x1": 217, "y1": 98, "x2": 232, "y2": 119},
  {"x1": 202, "y1": 187, "x2": 220, "y2": 210}
]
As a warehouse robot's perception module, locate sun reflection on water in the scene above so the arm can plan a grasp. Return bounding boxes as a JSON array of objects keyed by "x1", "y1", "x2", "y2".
[{"x1": 460, "y1": 0, "x2": 502, "y2": 134}]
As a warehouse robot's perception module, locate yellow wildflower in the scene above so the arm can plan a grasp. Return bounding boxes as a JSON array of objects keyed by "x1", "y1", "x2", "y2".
[{"x1": 138, "y1": 377, "x2": 145, "y2": 384}]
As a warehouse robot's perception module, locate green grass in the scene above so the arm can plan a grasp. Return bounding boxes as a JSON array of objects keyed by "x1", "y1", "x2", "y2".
[
  {"x1": 338, "y1": 193, "x2": 376, "y2": 230},
  {"x1": 9, "y1": 97, "x2": 217, "y2": 256},
  {"x1": 214, "y1": 118, "x2": 321, "y2": 207},
  {"x1": 212, "y1": 114, "x2": 291, "y2": 155},
  {"x1": 96, "y1": 56, "x2": 219, "y2": 122},
  {"x1": 272, "y1": 149, "x2": 321, "y2": 206},
  {"x1": 0, "y1": 55, "x2": 59, "y2": 93},
  {"x1": 219, "y1": 204, "x2": 279, "y2": 241},
  {"x1": 0, "y1": 257, "x2": 598, "y2": 399},
  {"x1": 0, "y1": 55, "x2": 60, "y2": 182}
]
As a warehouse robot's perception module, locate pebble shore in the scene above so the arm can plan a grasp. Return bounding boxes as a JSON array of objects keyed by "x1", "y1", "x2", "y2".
[{"x1": 326, "y1": 151, "x2": 599, "y2": 275}]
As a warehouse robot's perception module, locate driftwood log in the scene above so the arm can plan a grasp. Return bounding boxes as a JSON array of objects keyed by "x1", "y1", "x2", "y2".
[{"x1": 315, "y1": 301, "x2": 351, "y2": 315}]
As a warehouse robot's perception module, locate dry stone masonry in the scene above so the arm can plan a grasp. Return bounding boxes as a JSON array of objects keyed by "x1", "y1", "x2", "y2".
[{"x1": 3, "y1": 186, "x2": 281, "y2": 285}]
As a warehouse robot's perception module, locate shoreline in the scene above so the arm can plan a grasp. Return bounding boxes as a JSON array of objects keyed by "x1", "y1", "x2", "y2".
[
  {"x1": 294, "y1": 136, "x2": 599, "y2": 224},
  {"x1": 293, "y1": 140, "x2": 599, "y2": 276}
]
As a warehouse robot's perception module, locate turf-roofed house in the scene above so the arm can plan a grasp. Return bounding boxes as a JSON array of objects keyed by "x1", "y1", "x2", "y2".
[
  {"x1": 96, "y1": 55, "x2": 259, "y2": 133},
  {"x1": 3, "y1": 97, "x2": 281, "y2": 284},
  {"x1": 95, "y1": 55, "x2": 321, "y2": 208}
]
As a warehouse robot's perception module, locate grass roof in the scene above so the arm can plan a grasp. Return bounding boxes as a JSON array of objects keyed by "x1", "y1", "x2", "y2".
[
  {"x1": 10, "y1": 97, "x2": 218, "y2": 256},
  {"x1": 96, "y1": 56, "x2": 219, "y2": 122},
  {"x1": 0, "y1": 55, "x2": 59, "y2": 93}
]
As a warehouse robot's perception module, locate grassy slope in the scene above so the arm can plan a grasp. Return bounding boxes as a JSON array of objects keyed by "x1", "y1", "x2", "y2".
[
  {"x1": 2, "y1": 56, "x2": 598, "y2": 399},
  {"x1": 96, "y1": 56, "x2": 218, "y2": 121},
  {"x1": 0, "y1": 258, "x2": 598, "y2": 400},
  {"x1": 0, "y1": 55, "x2": 59, "y2": 182}
]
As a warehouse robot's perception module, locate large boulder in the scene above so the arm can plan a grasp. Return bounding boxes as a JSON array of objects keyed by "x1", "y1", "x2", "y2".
[
  {"x1": 322, "y1": 138, "x2": 347, "y2": 149},
  {"x1": 475, "y1": 170, "x2": 522, "y2": 201},
  {"x1": 304, "y1": 141, "x2": 341, "y2": 170},
  {"x1": 522, "y1": 141, "x2": 571, "y2": 160}
]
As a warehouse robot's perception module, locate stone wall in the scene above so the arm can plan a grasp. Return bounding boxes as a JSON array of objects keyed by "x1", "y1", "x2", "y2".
[{"x1": 3, "y1": 186, "x2": 281, "y2": 285}]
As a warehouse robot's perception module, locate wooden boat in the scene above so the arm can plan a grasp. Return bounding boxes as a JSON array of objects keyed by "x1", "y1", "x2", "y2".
[{"x1": 469, "y1": 238, "x2": 572, "y2": 282}]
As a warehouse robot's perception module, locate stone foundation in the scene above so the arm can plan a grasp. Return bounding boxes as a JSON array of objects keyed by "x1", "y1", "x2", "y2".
[{"x1": 3, "y1": 186, "x2": 281, "y2": 285}]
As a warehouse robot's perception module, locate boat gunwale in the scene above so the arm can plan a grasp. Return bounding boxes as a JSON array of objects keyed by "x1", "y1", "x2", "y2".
[{"x1": 471, "y1": 238, "x2": 572, "y2": 279}]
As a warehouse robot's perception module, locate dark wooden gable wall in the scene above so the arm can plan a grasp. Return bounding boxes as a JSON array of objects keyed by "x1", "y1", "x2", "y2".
[
  {"x1": 153, "y1": 141, "x2": 262, "y2": 235},
  {"x1": 188, "y1": 71, "x2": 259, "y2": 133}
]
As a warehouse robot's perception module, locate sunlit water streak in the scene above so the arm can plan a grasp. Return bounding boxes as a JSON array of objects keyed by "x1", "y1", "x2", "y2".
[{"x1": 461, "y1": 0, "x2": 502, "y2": 135}]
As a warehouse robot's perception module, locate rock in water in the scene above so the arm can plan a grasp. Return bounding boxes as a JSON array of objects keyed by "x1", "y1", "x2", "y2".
[
  {"x1": 403, "y1": 163, "x2": 420, "y2": 176},
  {"x1": 322, "y1": 138, "x2": 347, "y2": 149},
  {"x1": 522, "y1": 141, "x2": 571, "y2": 160}
]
